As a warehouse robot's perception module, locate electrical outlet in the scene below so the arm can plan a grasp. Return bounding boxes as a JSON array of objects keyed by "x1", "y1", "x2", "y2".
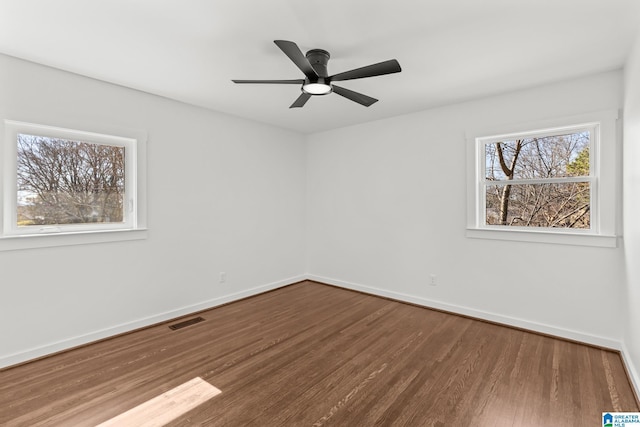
[
  {"x1": 219, "y1": 272, "x2": 226, "y2": 283},
  {"x1": 429, "y1": 274, "x2": 437, "y2": 286}
]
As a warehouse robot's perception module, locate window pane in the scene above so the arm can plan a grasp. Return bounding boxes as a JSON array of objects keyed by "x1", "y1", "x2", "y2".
[
  {"x1": 16, "y1": 134, "x2": 125, "y2": 227},
  {"x1": 485, "y1": 182, "x2": 590, "y2": 228},
  {"x1": 485, "y1": 131, "x2": 590, "y2": 181}
]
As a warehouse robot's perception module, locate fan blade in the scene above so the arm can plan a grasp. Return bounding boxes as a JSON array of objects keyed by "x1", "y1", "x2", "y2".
[
  {"x1": 274, "y1": 40, "x2": 319, "y2": 80},
  {"x1": 332, "y1": 85, "x2": 378, "y2": 107},
  {"x1": 290, "y1": 92, "x2": 312, "y2": 108},
  {"x1": 329, "y1": 59, "x2": 401, "y2": 82},
  {"x1": 232, "y1": 79, "x2": 304, "y2": 84}
]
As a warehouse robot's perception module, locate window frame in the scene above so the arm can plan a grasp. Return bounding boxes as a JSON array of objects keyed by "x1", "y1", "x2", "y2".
[
  {"x1": 1, "y1": 120, "x2": 147, "y2": 250},
  {"x1": 466, "y1": 110, "x2": 619, "y2": 247}
]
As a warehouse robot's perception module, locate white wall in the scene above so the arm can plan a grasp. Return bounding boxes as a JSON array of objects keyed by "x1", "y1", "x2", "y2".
[
  {"x1": 307, "y1": 71, "x2": 625, "y2": 348},
  {"x1": 0, "y1": 54, "x2": 307, "y2": 368},
  {"x1": 623, "y1": 32, "x2": 640, "y2": 395}
]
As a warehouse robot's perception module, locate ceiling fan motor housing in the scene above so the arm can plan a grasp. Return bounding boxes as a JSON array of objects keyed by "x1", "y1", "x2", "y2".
[
  {"x1": 305, "y1": 49, "x2": 330, "y2": 77},
  {"x1": 302, "y1": 49, "x2": 332, "y2": 95}
]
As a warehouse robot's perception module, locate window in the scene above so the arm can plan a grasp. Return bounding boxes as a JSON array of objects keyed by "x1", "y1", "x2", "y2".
[
  {"x1": 466, "y1": 111, "x2": 618, "y2": 247},
  {"x1": 482, "y1": 125, "x2": 594, "y2": 229},
  {"x1": 2, "y1": 120, "x2": 147, "y2": 249}
]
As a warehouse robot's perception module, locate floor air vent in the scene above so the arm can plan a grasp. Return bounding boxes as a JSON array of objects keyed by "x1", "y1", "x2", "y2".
[{"x1": 169, "y1": 316, "x2": 205, "y2": 330}]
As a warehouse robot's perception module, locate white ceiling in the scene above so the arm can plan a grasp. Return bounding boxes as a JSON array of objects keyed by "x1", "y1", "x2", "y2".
[{"x1": 1, "y1": 0, "x2": 639, "y2": 134}]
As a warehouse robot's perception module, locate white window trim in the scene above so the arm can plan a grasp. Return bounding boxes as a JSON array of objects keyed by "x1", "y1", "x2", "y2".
[
  {"x1": 1, "y1": 120, "x2": 147, "y2": 251},
  {"x1": 465, "y1": 110, "x2": 619, "y2": 247}
]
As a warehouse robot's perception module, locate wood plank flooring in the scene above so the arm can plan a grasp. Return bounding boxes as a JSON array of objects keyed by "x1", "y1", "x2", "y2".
[{"x1": 0, "y1": 281, "x2": 637, "y2": 426}]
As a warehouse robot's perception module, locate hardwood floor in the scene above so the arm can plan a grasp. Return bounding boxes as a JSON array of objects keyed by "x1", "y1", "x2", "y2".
[{"x1": 0, "y1": 281, "x2": 637, "y2": 426}]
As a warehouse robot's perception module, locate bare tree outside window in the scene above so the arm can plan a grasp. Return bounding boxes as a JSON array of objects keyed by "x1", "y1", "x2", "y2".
[
  {"x1": 16, "y1": 134, "x2": 125, "y2": 227},
  {"x1": 484, "y1": 131, "x2": 591, "y2": 229}
]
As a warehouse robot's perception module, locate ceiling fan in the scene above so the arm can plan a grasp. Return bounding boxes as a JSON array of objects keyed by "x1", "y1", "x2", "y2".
[{"x1": 232, "y1": 40, "x2": 402, "y2": 108}]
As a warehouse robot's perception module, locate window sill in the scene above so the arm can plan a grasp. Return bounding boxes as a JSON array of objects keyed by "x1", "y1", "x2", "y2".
[
  {"x1": 466, "y1": 228, "x2": 618, "y2": 248},
  {"x1": 0, "y1": 228, "x2": 148, "y2": 251}
]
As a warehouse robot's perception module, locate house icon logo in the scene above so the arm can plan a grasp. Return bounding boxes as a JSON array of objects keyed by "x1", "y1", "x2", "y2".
[{"x1": 603, "y1": 412, "x2": 613, "y2": 427}]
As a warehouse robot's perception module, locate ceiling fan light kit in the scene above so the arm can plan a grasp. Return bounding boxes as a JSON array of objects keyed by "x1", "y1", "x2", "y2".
[
  {"x1": 232, "y1": 40, "x2": 401, "y2": 108},
  {"x1": 302, "y1": 82, "x2": 332, "y2": 95}
]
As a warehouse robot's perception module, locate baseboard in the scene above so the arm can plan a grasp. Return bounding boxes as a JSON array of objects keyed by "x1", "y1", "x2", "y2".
[
  {"x1": 0, "y1": 274, "x2": 306, "y2": 369},
  {"x1": 305, "y1": 274, "x2": 622, "y2": 351},
  {"x1": 620, "y1": 342, "x2": 640, "y2": 405}
]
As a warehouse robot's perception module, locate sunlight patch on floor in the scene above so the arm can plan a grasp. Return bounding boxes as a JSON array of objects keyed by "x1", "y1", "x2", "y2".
[{"x1": 96, "y1": 377, "x2": 221, "y2": 427}]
